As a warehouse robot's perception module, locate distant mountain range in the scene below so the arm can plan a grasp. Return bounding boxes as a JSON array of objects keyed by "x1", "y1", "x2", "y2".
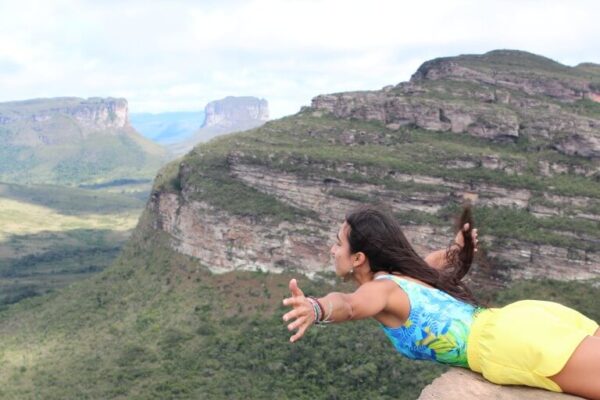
[
  {"x1": 0, "y1": 96, "x2": 270, "y2": 186},
  {"x1": 129, "y1": 111, "x2": 206, "y2": 145}
]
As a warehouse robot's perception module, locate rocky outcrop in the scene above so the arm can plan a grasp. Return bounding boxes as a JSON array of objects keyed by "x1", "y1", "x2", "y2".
[
  {"x1": 418, "y1": 369, "x2": 585, "y2": 400},
  {"x1": 202, "y1": 96, "x2": 268, "y2": 129},
  {"x1": 311, "y1": 50, "x2": 600, "y2": 158}
]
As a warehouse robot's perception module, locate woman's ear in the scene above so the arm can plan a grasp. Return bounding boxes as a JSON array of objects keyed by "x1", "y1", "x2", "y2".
[{"x1": 352, "y1": 252, "x2": 366, "y2": 267}]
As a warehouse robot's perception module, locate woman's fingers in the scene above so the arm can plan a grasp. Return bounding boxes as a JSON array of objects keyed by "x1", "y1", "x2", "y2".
[
  {"x1": 287, "y1": 315, "x2": 307, "y2": 331},
  {"x1": 281, "y1": 278, "x2": 312, "y2": 343},
  {"x1": 282, "y1": 309, "x2": 300, "y2": 322},
  {"x1": 282, "y1": 297, "x2": 300, "y2": 307},
  {"x1": 289, "y1": 278, "x2": 304, "y2": 297},
  {"x1": 290, "y1": 325, "x2": 308, "y2": 343}
]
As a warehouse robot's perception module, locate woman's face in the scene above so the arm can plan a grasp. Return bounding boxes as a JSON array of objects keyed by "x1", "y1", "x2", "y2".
[{"x1": 330, "y1": 222, "x2": 355, "y2": 277}]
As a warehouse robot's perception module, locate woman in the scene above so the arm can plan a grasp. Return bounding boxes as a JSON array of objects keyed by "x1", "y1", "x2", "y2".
[{"x1": 282, "y1": 205, "x2": 600, "y2": 399}]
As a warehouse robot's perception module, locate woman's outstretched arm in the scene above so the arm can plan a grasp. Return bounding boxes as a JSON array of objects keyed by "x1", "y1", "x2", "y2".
[{"x1": 282, "y1": 278, "x2": 392, "y2": 343}]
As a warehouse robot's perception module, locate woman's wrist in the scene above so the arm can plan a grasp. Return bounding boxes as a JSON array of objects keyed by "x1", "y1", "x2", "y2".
[
  {"x1": 306, "y1": 296, "x2": 322, "y2": 323},
  {"x1": 307, "y1": 296, "x2": 334, "y2": 325}
]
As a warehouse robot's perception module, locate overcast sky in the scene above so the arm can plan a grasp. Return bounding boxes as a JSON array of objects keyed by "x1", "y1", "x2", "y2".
[{"x1": 1, "y1": 0, "x2": 599, "y2": 118}]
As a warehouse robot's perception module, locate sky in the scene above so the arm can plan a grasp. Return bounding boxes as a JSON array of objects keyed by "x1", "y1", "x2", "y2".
[{"x1": 0, "y1": 0, "x2": 599, "y2": 119}]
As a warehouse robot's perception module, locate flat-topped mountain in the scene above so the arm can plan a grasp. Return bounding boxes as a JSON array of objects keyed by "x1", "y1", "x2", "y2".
[
  {"x1": 169, "y1": 96, "x2": 270, "y2": 155},
  {"x1": 313, "y1": 49, "x2": 600, "y2": 157},
  {"x1": 0, "y1": 97, "x2": 129, "y2": 133},
  {"x1": 202, "y1": 96, "x2": 269, "y2": 129},
  {"x1": 0, "y1": 97, "x2": 168, "y2": 185}
]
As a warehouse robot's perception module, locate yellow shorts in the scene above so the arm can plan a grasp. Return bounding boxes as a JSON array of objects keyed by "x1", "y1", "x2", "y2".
[{"x1": 467, "y1": 300, "x2": 599, "y2": 392}]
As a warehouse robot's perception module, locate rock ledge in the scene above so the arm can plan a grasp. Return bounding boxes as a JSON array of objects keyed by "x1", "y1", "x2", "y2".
[{"x1": 418, "y1": 369, "x2": 585, "y2": 400}]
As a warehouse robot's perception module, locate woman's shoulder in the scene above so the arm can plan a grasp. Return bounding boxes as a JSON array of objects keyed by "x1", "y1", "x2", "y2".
[{"x1": 368, "y1": 276, "x2": 411, "y2": 328}]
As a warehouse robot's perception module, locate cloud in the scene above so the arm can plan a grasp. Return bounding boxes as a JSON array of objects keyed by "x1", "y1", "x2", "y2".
[{"x1": 0, "y1": 0, "x2": 598, "y2": 118}]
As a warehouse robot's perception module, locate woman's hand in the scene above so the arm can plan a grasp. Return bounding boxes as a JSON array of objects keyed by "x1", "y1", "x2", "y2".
[
  {"x1": 453, "y1": 223, "x2": 478, "y2": 252},
  {"x1": 282, "y1": 278, "x2": 314, "y2": 343}
]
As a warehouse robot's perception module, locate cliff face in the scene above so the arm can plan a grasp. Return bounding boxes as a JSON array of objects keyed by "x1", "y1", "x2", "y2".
[
  {"x1": 148, "y1": 49, "x2": 600, "y2": 289},
  {"x1": 151, "y1": 158, "x2": 599, "y2": 286}
]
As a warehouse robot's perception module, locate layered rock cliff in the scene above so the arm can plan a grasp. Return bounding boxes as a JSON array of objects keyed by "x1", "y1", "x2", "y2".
[{"x1": 149, "y1": 50, "x2": 599, "y2": 289}]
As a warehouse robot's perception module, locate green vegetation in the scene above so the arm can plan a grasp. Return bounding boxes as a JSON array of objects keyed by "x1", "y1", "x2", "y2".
[
  {"x1": 0, "y1": 182, "x2": 145, "y2": 215},
  {"x1": 0, "y1": 182, "x2": 145, "y2": 305},
  {"x1": 471, "y1": 206, "x2": 598, "y2": 251},
  {"x1": 0, "y1": 111, "x2": 168, "y2": 185},
  {"x1": 0, "y1": 212, "x2": 597, "y2": 399},
  {"x1": 563, "y1": 98, "x2": 600, "y2": 119}
]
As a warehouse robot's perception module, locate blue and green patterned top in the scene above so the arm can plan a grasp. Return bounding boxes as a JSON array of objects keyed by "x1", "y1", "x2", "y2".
[{"x1": 374, "y1": 274, "x2": 485, "y2": 368}]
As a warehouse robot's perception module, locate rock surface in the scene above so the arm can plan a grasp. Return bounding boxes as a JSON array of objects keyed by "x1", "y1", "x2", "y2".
[{"x1": 418, "y1": 369, "x2": 585, "y2": 400}]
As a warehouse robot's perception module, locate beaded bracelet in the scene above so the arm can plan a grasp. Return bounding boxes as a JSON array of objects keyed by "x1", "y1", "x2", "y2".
[
  {"x1": 306, "y1": 297, "x2": 322, "y2": 323},
  {"x1": 308, "y1": 296, "x2": 334, "y2": 325}
]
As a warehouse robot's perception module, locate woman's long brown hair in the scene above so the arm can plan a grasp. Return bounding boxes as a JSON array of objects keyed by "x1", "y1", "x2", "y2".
[{"x1": 345, "y1": 204, "x2": 480, "y2": 306}]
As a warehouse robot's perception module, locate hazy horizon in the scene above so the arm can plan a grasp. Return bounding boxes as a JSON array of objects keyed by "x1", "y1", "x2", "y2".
[{"x1": 1, "y1": 0, "x2": 599, "y2": 118}]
